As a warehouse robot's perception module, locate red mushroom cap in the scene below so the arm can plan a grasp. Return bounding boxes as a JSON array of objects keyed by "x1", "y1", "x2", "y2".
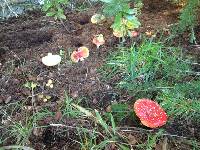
[
  {"x1": 134, "y1": 98, "x2": 167, "y2": 128},
  {"x1": 71, "y1": 47, "x2": 89, "y2": 62}
]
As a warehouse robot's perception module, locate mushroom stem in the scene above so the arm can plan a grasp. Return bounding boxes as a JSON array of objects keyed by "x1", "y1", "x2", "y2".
[{"x1": 97, "y1": 46, "x2": 100, "y2": 56}]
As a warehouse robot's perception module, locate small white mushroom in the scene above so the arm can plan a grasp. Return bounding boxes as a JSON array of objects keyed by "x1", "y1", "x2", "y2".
[{"x1": 42, "y1": 53, "x2": 61, "y2": 66}]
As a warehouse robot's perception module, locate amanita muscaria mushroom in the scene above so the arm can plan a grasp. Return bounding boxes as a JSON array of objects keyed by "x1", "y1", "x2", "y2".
[
  {"x1": 71, "y1": 46, "x2": 89, "y2": 63},
  {"x1": 92, "y1": 34, "x2": 105, "y2": 48},
  {"x1": 134, "y1": 98, "x2": 167, "y2": 128},
  {"x1": 42, "y1": 53, "x2": 61, "y2": 66}
]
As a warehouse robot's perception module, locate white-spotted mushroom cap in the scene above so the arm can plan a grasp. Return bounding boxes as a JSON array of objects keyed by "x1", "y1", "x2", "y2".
[
  {"x1": 42, "y1": 53, "x2": 61, "y2": 66},
  {"x1": 134, "y1": 98, "x2": 167, "y2": 128}
]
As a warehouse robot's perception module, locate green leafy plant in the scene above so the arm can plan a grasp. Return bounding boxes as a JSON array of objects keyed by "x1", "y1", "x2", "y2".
[
  {"x1": 100, "y1": 0, "x2": 141, "y2": 37},
  {"x1": 42, "y1": 0, "x2": 69, "y2": 20},
  {"x1": 61, "y1": 94, "x2": 83, "y2": 118},
  {"x1": 24, "y1": 81, "x2": 37, "y2": 90},
  {"x1": 8, "y1": 121, "x2": 33, "y2": 145}
]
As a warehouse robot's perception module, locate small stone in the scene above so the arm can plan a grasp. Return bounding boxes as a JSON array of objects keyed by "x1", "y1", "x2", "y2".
[
  {"x1": 48, "y1": 72, "x2": 54, "y2": 78},
  {"x1": 127, "y1": 134, "x2": 137, "y2": 145},
  {"x1": 27, "y1": 106, "x2": 32, "y2": 110},
  {"x1": 92, "y1": 98, "x2": 98, "y2": 104},
  {"x1": 91, "y1": 80, "x2": 96, "y2": 85},
  {"x1": 71, "y1": 91, "x2": 79, "y2": 98},
  {"x1": 90, "y1": 68, "x2": 97, "y2": 74},
  {"x1": 105, "y1": 84, "x2": 111, "y2": 90}
]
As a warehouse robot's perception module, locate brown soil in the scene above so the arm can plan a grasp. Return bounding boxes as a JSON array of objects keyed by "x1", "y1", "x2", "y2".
[{"x1": 0, "y1": 0, "x2": 200, "y2": 149}]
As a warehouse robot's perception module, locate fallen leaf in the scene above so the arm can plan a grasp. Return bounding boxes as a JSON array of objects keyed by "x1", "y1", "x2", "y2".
[
  {"x1": 127, "y1": 134, "x2": 137, "y2": 145},
  {"x1": 54, "y1": 111, "x2": 62, "y2": 121}
]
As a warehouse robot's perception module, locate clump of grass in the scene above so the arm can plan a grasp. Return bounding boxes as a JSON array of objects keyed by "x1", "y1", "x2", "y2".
[
  {"x1": 100, "y1": 39, "x2": 191, "y2": 94},
  {"x1": 60, "y1": 93, "x2": 83, "y2": 118},
  {"x1": 136, "y1": 129, "x2": 164, "y2": 150},
  {"x1": 99, "y1": 38, "x2": 200, "y2": 123},
  {"x1": 157, "y1": 79, "x2": 200, "y2": 121}
]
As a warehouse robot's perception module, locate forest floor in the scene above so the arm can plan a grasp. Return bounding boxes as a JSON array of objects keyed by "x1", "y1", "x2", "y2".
[{"x1": 0, "y1": 0, "x2": 200, "y2": 149}]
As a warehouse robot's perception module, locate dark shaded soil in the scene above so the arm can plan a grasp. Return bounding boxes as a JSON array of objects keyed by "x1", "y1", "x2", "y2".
[{"x1": 0, "y1": 0, "x2": 200, "y2": 149}]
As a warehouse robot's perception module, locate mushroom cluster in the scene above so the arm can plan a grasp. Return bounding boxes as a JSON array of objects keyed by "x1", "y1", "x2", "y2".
[{"x1": 134, "y1": 98, "x2": 167, "y2": 128}]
